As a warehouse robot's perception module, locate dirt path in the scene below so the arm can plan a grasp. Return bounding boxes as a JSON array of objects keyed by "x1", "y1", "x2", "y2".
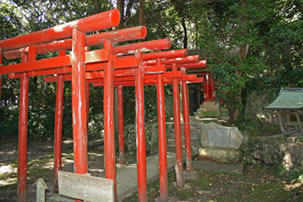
[
  {"x1": 0, "y1": 138, "x2": 105, "y2": 201},
  {"x1": 1, "y1": 138, "x2": 303, "y2": 202},
  {"x1": 124, "y1": 165, "x2": 303, "y2": 201}
]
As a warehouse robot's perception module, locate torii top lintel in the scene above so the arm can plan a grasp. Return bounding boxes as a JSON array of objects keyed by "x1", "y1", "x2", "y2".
[
  {"x1": 3, "y1": 26, "x2": 147, "y2": 60},
  {"x1": 0, "y1": 9, "x2": 120, "y2": 52}
]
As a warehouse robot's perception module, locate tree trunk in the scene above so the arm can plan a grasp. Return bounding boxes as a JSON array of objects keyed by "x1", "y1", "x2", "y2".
[
  {"x1": 226, "y1": 94, "x2": 242, "y2": 125},
  {"x1": 181, "y1": 17, "x2": 187, "y2": 49},
  {"x1": 125, "y1": 0, "x2": 135, "y2": 25},
  {"x1": 117, "y1": 0, "x2": 125, "y2": 26},
  {"x1": 93, "y1": 0, "x2": 102, "y2": 13},
  {"x1": 139, "y1": 0, "x2": 145, "y2": 25},
  {"x1": 227, "y1": 0, "x2": 248, "y2": 124}
]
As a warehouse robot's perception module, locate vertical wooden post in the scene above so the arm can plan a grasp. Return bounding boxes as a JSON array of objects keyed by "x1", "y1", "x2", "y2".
[
  {"x1": 156, "y1": 60, "x2": 168, "y2": 200},
  {"x1": 277, "y1": 112, "x2": 285, "y2": 133},
  {"x1": 86, "y1": 81, "x2": 90, "y2": 135},
  {"x1": 172, "y1": 63, "x2": 184, "y2": 187},
  {"x1": 295, "y1": 112, "x2": 301, "y2": 132},
  {"x1": 18, "y1": 45, "x2": 34, "y2": 201},
  {"x1": 103, "y1": 39, "x2": 117, "y2": 200},
  {"x1": 71, "y1": 29, "x2": 88, "y2": 175},
  {"x1": 118, "y1": 85, "x2": 125, "y2": 164},
  {"x1": 135, "y1": 51, "x2": 147, "y2": 202},
  {"x1": 206, "y1": 74, "x2": 210, "y2": 101},
  {"x1": 181, "y1": 68, "x2": 193, "y2": 171},
  {"x1": 210, "y1": 73, "x2": 214, "y2": 100},
  {"x1": 53, "y1": 50, "x2": 65, "y2": 192},
  {"x1": 0, "y1": 52, "x2": 2, "y2": 101}
]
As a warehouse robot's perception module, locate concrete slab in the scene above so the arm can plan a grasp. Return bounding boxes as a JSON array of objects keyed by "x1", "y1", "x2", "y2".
[
  {"x1": 192, "y1": 160, "x2": 243, "y2": 175},
  {"x1": 47, "y1": 152, "x2": 176, "y2": 201},
  {"x1": 183, "y1": 170, "x2": 200, "y2": 181},
  {"x1": 117, "y1": 152, "x2": 176, "y2": 200}
]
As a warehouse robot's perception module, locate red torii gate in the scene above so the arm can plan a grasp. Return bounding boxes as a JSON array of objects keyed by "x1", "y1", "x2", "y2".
[
  {"x1": 0, "y1": 9, "x2": 207, "y2": 202},
  {"x1": 43, "y1": 52, "x2": 205, "y2": 201}
]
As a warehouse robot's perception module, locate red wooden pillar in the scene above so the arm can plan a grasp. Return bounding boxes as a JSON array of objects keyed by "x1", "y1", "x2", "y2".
[
  {"x1": 71, "y1": 29, "x2": 88, "y2": 175},
  {"x1": 118, "y1": 85, "x2": 125, "y2": 164},
  {"x1": 0, "y1": 53, "x2": 2, "y2": 101},
  {"x1": 135, "y1": 52, "x2": 147, "y2": 202},
  {"x1": 53, "y1": 50, "x2": 65, "y2": 192},
  {"x1": 86, "y1": 81, "x2": 90, "y2": 134},
  {"x1": 156, "y1": 59, "x2": 168, "y2": 200},
  {"x1": 103, "y1": 40, "x2": 117, "y2": 200},
  {"x1": 172, "y1": 63, "x2": 184, "y2": 187},
  {"x1": 181, "y1": 68, "x2": 193, "y2": 171},
  {"x1": 17, "y1": 45, "x2": 35, "y2": 201},
  {"x1": 85, "y1": 46, "x2": 90, "y2": 135},
  {"x1": 0, "y1": 75, "x2": 1, "y2": 101},
  {"x1": 204, "y1": 75, "x2": 207, "y2": 101},
  {"x1": 53, "y1": 74, "x2": 64, "y2": 191},
  {"x1": 208, "y1": 74, "x2": 211, "y2": 101}
]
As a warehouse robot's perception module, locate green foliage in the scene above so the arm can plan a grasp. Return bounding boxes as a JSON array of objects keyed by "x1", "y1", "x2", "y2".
[
  {"x1": 1, "y1": 0, "x2": 302, "y2": 137},
  {"x1": 188, "y1": 0, "x2": 303, "y2": 125}
]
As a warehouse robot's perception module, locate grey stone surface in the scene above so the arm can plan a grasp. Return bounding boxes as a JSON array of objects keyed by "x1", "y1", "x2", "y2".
[
  {"x1": 150, "y1": 121, "x2": 202, "y2": 157},
  {"x1": 200, "y1": 122, "x2": 243, "y2": 150},
  {"x1": 198, "y1": 147, "x2": 241, "y2": 163},
  {"x1": 47, "y1": 194, "x2": 74, "y2": 202},
  {"x1": 183, "y1": 170, "x2": 200, "y2": 181},
  {"x1": 117, "y1": 152, "x2": 176, "y2": 201},
  {"x1": 124, "y1": 123, "x2": 154, "y2": 153},
  {"x1": 253, "y1": 135, "x2": 303, "y2": 170},
  {"x1": 192, "y1": 160, "x2": 243, "y2": 175}
]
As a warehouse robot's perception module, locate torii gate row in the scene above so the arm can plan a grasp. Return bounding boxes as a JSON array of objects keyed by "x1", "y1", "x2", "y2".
[
  {"x1": 41, "y1": 53, "x2": 206, "y2": 194},
  {"x1": 6, "y1": 54, "x2": 204, "y2": 79},
  {"x1": 0, "y1": 38, "x2": 173, "y2": 75},
  {"x1": 203, "y1": 73, "x2": 216, "y2": 101},
  {"x1": 41, "y1": 49, "x2": 206, "y2": 202},
  {"x1": 192, "y1": 72, "x2": 216, "y2": 101},
  {"x1": 5, "y1": 49, "x2": 200, "y2": 78},
  {"x1": 2, "y1": 37, "x2": 202, "y2": 201},
  {"x1": 0, "y1": 8, "x2": 207, "y2": 201},
  {"x1": 0, "y1": 9, "x2": 135, "y2": 201}
]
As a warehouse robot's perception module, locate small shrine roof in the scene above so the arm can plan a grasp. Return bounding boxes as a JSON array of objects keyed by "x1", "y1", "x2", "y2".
[{"x1": 266, "y1": 88, "x2": 303, "y2": 110}]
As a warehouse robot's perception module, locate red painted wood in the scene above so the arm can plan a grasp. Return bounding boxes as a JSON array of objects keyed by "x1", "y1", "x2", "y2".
[
  {"x1": 135, "y1": 52, "x2": 147, "y2": 202},
  {"x1": 188, "y1": 77, "x2": 204, "y2": 84},
  {"x1": 0, "y1": 49, "x2": 108, "y2": 75},
  {"x1": 0, "y1": 53, "x2": 2, "y2": 101},
  {"x1": 0, "y1": 9, "x2": 120, "y2": 51},
  {"x1": 172, "y1": 63, "x2": 184, "y2": 188},
  {"x1": 145, "y1": 55, "x2": 200, "y2": 66},
  {"x1": 17, "y1": 52, "x2": 30, "y2": 202},
  {"x1": 103, "y1": 40, "x2": 117, "y2": 200},
  {"x1": 143, "y1": 49, "x2": 187, "y2": 60},
  {"x1": 206, "y1": 74, "x2": 210, "y2": 101},
  {"x1": 44, "y1": 70, "x2": 184, "y2": 83},
  {"x1": 114, "y1": 39, "x2": 171, "y2": 54},
  {"x1": 71, "y1": 29, "x2": 88, "y2": 177},
  {"x1": 118, "y1": 85, "x2": 125, "y2": 164},
  {"x1": 86, "y1": 81, "x2": 90, "y2": 135},
  {"x1": 0, "y1": 75, "x2": 1, "y2": 101},
  {"x1": 53, "y1": 74, "x2": 64, "y2": 191},
  {"x1": 181, "y1": 68, "x2": 193, "y2": 171},
  {"x1": 4, "y1": 26, "x2": 147, "y2": 59},
  {"x1": 164, "y1": 60, "x2": 207, "y2": 69},
  {"x1": 6, "y1": 51, "x2": 201, "y2": 78},
  {"x1": 156, "y1": 58, "x2": 168, "y2": 200},
  {"x1": 90, "y1": 74, "x2": 196, "y2": 87}
]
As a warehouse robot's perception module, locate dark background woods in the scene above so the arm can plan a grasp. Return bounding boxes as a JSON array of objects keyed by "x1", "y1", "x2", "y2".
[{"x1": 0, "y1": 0, "x2": 302, "y2": 139}]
